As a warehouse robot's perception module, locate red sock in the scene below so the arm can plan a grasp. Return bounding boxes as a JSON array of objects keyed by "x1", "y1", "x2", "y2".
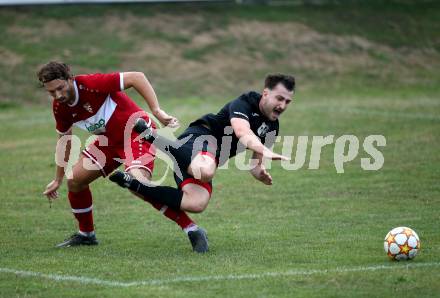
[
  {"x1": 68, "y1": 187, "x2": 94, "y2": 233},
  {"x1": 142, "y1": 196, "x2": 194, "y2": 229}
]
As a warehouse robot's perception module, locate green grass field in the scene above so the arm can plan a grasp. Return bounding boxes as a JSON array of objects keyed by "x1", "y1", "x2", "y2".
[{"x1": 1, "y1": 1, "x2": 440, "y2": 297}]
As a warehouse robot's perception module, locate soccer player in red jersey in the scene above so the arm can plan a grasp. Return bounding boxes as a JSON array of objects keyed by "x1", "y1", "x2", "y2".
[{"x1": 38, "y1": 62, "x2": 208, "y2": 252}]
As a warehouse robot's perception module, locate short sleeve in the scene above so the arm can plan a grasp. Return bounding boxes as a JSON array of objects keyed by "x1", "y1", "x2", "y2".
[
  {"x1": 228, "y1": 95, "x2": 253, "y2": 121},
  {"x1": 52, "y1": 102, "x2": 73, "y2": 135},
  {"x1": 75, "y1": 73, "x2": 123, "y2": 94}
]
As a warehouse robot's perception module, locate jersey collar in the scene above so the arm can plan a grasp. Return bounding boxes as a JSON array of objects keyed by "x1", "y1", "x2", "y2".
[{"x1": 68, "y1": 80, "x2": 80, "y2": 107}]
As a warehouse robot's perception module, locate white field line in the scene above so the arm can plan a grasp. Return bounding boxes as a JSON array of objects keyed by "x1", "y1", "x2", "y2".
[{"x1": 1, "y1": 262, "x2": 439, "y2": 288}]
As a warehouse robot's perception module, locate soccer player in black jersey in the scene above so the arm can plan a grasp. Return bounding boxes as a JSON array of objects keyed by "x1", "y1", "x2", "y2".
[{"x1": 110, "y1": 74, "x2": 294, "y2": 250}]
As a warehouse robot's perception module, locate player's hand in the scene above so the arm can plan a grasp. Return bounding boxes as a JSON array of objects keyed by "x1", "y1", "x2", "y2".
[
  {"x1": 251, "y1": 167, "x2": 273, "y2": 185},
  {"x1": 258, "y1": 168, "x2": 273, "y2": 185},
  {"x1": 262, "y1": 149, "x2": 290, "y2": 161},
  {"x1": 43, "y1": 179, "x2": 61, "y2": 200},
  {"x1": 153, "y1": 109, "x2": 180, "y2": 128}
]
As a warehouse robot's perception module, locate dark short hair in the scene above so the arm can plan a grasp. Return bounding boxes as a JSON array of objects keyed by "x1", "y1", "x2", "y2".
[
  {"x1": 37, "y1": 61, "x2": 72, "y2": 84},
  {"x1": 264, "y1": 74, "x2": 295, "y2": 92}
]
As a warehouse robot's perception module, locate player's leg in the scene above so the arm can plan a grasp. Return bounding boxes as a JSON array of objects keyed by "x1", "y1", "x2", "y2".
[
  {"x1": 180, "y1": 182, "x2": 210, "y2": 252},
  {"x1": 127, "y1": 167, "x2": 208, "y2": 252},
  {"x1": 109, "y1": 166, "x2": 214, "y2": 212},
  {"x1": 124, "y1": 118, "x2": 210, "y2": 251},
  {"x1": 120, "y1": 165, "x2": 212, "y2": 252},
  {"x1": 109, "y1": 162, "x2": 213, "y2": 252},
  {"x1": 57, "y1": 153, "x2": 102, "y2": 247},
  {"x1": 108, "y1": 150, "x2": 216, "y2": 213},
  {"x1": 121, "y1": 122, "x2": 207, "y2": 249},
  {"x1": 126, "y1": 167, "x2": 196, "y2": 232},
  {"x1": 108, "y1": 169, "x2": 213, "y2": 213},
  {"x1": 109, "y1": 128, "x2": 216, "y2": 212},
  {"x1": 57, "y1": 136, "x2": 122, "y2": 248}
]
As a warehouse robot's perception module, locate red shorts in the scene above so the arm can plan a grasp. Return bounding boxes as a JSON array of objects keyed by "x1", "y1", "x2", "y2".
[{"x1": 82, "y1": 124, "x2": 155, "y2": 177}]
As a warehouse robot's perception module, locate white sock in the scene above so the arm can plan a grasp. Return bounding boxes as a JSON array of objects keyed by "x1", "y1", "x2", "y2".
[
  {"x1": 183, "y1": 224, "x2": 198, "y2": 234},
  {"x1": 79, "y1": 230, "x2": 95, "y2": 237}
]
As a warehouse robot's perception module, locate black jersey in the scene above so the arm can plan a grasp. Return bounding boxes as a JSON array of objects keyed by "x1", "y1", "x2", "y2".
[{"x1": 187, "y1": 91, "x2": 279, "y2": 163}]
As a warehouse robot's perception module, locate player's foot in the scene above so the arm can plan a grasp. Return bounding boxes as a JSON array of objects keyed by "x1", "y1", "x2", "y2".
[
  {"x1": 109, "y1": 170, "x2": 133, "y2": 188},
  {"x1": 56, "y1": 233, "x2": 98, "y2": 248},
  {"x1": 134, "y1": 118, "x2": 155, "y2": 141},
  {"x1": 188, "y1": 228, "x2": 209, "y2": 253}
]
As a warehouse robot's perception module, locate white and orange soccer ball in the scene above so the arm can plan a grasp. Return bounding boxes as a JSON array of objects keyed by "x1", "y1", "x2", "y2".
[{"x1": 384, "y1": 227, "x2": 420, "y2": 260}]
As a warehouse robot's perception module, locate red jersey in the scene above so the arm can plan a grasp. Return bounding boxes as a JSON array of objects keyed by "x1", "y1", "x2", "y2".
[{"x1": 52, "y1": 73, "x2": 149, "y2": 144}]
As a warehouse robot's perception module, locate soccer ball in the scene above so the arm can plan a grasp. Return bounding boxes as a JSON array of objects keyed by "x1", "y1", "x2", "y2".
[{"x1": 384, "y1": 227, "x2": 420, "y2": 260}]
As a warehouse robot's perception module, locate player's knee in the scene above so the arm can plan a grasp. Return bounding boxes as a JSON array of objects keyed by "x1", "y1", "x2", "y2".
[
  {"x1": 199, "y1": 167, "x2": 215, "y2": 183},
  {"x1": 67, "y1": 178, "x2": 88, "y2": 192},
  {"x1": 189, "y1": 156, "x2": 216, "y2": 181}
]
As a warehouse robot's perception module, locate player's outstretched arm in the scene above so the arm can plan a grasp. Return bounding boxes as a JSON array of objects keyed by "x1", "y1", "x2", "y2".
[
  {"x1": 43, "y1": 128, "x2": 72, "y2": 200},
  {"x1": 122, "y1": 72, "x2": 179, "y2": 127},
  {"x1": 230, "y1": 118, "x2": 289, "y2": 161}
]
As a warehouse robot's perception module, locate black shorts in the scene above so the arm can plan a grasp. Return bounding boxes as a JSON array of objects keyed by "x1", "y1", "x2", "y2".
[{"x1": 172, "y1": 125, "x2": 218, "y2": 195}]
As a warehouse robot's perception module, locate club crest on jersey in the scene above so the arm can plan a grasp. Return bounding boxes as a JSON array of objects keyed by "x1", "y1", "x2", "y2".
[
  {"x1": 83, "y1": 102, "x2": 93, "y2": 113},
  {"x1": 257, "y1": 122, "x2": 269, "y2": 137}
]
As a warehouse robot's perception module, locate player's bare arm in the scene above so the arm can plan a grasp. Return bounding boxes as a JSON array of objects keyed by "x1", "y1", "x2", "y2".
[
  {"x1": 43, "y1": 128, "x2": 72, "y2": 200},
  {"x1": 122, "y1": 72, "x2": 179, "y2": 127},
  {"x1": 230, "y1": 117, "x2": 289, "y2": 161}
]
